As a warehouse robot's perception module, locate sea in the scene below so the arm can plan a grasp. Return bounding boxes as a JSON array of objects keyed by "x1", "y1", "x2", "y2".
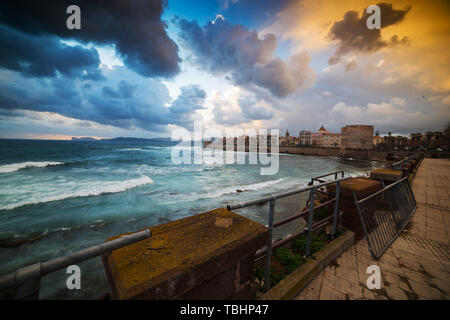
[{"x1": 0, "y1": 139, "x2": 384, "y2": 299}]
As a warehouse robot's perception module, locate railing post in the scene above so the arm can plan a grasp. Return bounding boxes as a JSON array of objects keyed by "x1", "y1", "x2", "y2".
[
  {"x1": 16, "y1": 262, "x2": 42, "y2": 300},
  {"x1": 331, "y1": 181, "x2": 341, "y2": 240},
  {"x1": 352, "y1": 191, "x2": 375, "y2": 258},
  {"x1": 264, "y1": 199, "x2": 276, "y2": 290},
  {"x1": 406, "y1": 178, "x2": 417, "y2": 206},
  {"x1": 305, "y1": 188, "x2": 316, "y2": 256}
]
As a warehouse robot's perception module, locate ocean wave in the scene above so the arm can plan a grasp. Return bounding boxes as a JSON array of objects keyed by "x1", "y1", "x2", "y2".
[
  {"x1": 133, "y1": 164, "x2": 220, "y2": 176},
  {"x1": 202, "y1": 178, "x2": 285, "y2": 199},
  {"x1": 117, "y1": 148, "x2": 143, "y2": 151},
  {"x1": 0, "y1": 176, "x2": 154, "y2": 210},
  {"x1": 0, "y1": 161, "x2": 65, "y2": 173},
  {"x1": 117, "y1": 146, "x2": 170, "y2": 152}
]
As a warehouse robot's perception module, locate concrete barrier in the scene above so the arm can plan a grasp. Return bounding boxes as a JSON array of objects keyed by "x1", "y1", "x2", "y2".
[
  {"x1": 102, "y1": 208, "x2": 268, "y2": 299},
  {"x1": 370, "y1": 168, "x2": 404, "y2": 184}
]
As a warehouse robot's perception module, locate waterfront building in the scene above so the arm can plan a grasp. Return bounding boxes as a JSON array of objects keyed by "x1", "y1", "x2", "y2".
[
  {"x1": 312, "y1": 125, "x2": 341, "y2": 148},
  {"x1": 299, "y1": 130, "x2": 312, "y2": 146},
  {"x1": 373, "y1": 135, "x2": 384, "y2": 145},
  {"x1": 340, "y1": 125, "x2": 374, "y2": 150}
]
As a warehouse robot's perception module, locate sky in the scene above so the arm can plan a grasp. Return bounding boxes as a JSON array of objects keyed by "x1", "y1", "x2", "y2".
[{"x1": 0, "y1": 0, "x2": 449, "y2": 140}]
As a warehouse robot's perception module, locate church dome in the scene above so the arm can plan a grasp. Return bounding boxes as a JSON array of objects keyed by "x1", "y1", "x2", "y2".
[{"x1": 318, "y1": 125, "x2": 329, "y2": 134}]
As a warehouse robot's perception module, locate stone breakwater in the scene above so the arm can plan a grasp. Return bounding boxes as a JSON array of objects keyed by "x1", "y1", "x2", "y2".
[
  {"x1": 204, "y1": 142, "x2": 413, "y2": 161},
  {"x1": 280, "y1": 146, "x2": 391, "y2": 161}
]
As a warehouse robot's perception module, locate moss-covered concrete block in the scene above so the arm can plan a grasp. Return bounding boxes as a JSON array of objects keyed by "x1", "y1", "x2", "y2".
[
  {"x1": 102, "y1": 208, "x2": 268, "y2": 299},
  {"x1": 370, "y1": 168, "x2": 404, "y2": 182}
]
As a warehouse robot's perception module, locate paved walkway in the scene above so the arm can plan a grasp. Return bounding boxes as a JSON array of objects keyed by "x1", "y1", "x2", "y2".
[{"x1": 296, "y1": 158, "x2": 450, "y2": 300}]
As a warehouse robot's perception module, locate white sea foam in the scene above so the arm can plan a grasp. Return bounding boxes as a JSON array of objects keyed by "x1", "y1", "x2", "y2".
[
  {"x1": 0, "y1": 176, "x2": 153, "y2": 210},
  {"x1": 202, "y1": 178, "x2": 286, "y2": 199},
  {"x1": 0, "y1": 161, "x2": 65, "y2": 173},
  {"x1": 117, "y1": 148, "x2": 143, "y2": 151}
]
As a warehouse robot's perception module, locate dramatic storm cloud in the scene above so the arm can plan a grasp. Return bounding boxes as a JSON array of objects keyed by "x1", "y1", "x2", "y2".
[
  {"x1": 176, "y1": 18, "x2": 314, "y2": 98},
  {"x1": 328, "y1": 2, "x2": 411, "y2": 65},
  {"x1": 0, "y1": 0, "x2": 180, "y2": 78},
  {"x1": 0, "y1": 25, "x2": 102, "y2": 80},
  {"x1": 0, "y1": 67, "x2": 206, "y2": 133}
]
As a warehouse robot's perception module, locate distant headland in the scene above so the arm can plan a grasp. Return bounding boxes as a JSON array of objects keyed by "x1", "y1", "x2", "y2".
[{"x1": 71, "y1": 137, "x2": 179, "y2": 143}]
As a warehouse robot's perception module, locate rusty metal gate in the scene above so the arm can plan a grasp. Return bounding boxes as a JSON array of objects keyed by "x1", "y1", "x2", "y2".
[{"x1": 353, "y1": 177, "x2": 417, "y2": 259}]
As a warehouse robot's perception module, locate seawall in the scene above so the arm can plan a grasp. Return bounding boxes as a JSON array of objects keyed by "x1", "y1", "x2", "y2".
[
  {"x1": 204, "y1": 142, "x2": 415, "y2": 162},
  {"x1": 279, "y1": 146, "x2": 413, "y2": 161},
  {"x1": 279, "y1": 146, "x2": 340, "y2": 157}
]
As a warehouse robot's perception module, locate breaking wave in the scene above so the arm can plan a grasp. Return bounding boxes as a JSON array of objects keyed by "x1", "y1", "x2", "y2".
[
  {"x1": 0, "y1": 176, "x2": 153, "y2": 210},
  {"x1": 0, "y1": 161, "x2": 65, "y2": 173},
  {"x1": 202, "y1": 178, "x2": 286, "y2": 199}
]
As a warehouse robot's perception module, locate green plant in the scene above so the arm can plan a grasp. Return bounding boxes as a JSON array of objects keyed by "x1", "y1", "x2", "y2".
[
  {"x1": 252, "y1": 264, "x2": 265, "y2": 282},
  {"x1": 292, "y1": 234, "x2": 325, "y2": 256},
  {"x1": 273, "y1": 247, "x2": 305, "y2": 273},
  {"x1": 269, "y1": 270, "x2": 286, "y2": 289},
  {"x1": 252, "y1": 264, "x2": 287, "y2": 291}
]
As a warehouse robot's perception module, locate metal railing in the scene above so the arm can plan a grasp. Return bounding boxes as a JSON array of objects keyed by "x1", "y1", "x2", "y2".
[
  {"x1": 0, "y1": 229, "x2": 151, "y2": 299},
  {"x1": 308, "y1": 170, "x2": 344, "y2": 185},
  {"x1": 353, "y1": 177, "x2": 416, "y2": 259},
  {"x1": 227, "y1": 176, "x2": 350, "y2": 290},
  {"x1": 391, "y1": 155, "x2": 417, "y2": 170}
]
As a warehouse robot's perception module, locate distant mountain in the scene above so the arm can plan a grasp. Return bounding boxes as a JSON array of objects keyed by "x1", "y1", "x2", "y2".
[
  {"x1": 71, "y1": 136, "x2": 182, "y2": 143},
  {"x1": 71, "y1": 137, "x2": 98, "y2": 141},
  {"x1": 101, "y1": 137, "x2": 179, "y2": 143}
]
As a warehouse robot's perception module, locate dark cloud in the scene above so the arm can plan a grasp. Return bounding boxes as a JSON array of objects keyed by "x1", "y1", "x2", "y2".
[
  {"x1": 328, "y1": 3, "x2": 411, "y2": 65},
  {"x1": 168, "y1": 85, "x2": 206, "y2": 114},
  {"x1": 0, "y1": 68, "x2": 205, "y2": 132},
  {"x1": 0, "y1": 25, "x2": 100, "y2": 78},
  {"x1": 0, "y1": 0, "x2": 180, "y2": 78},
  {"x1": 176, "y1": 18, "x2": 313, "y2": 98},
  {"x1": 167, "y1": 85, "x2": 206, "y2": 129},
  {"x1": 102, "y1": 86, "x2": 121, "y2": 99},
  {"x1": 118, "y1": 81, "x2": 137, "y2": 99},
  {"x1": 101, "y1": 81, "x2": 137, "y2": 100}
]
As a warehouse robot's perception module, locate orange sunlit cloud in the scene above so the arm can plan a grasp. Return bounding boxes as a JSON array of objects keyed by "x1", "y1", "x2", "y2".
[{"x1": 265, "y1": 0, "x2": 450, "y2": 93}]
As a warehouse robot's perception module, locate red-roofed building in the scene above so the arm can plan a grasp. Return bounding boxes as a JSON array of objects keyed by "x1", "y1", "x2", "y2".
[{"x1": 312, "y1": 125, "x2": 341, "y2": 147}]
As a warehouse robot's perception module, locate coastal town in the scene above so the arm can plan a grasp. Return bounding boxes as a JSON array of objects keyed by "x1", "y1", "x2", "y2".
[
  {"x1": 204, "y1": 124, "x2": 450, "y2": 160},
  {"x1": 280, "y1": 125, "x2": 450, "y2": 154}
]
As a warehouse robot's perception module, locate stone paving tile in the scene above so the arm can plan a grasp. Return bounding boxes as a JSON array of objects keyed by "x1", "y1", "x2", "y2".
[
  {"x1": 295, "y1": 272, "x2": 323, "y2": 300},
  {"x1": 319, "y1": 284, "x2": 346, "y2": 300},
  {"x1": 295, "y1": 159, "x2": 450, "y2": 300}
]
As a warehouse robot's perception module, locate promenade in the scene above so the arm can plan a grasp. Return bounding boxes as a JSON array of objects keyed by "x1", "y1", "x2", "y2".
[{"x1": 296, "y1": 158, "x2": 450, "y2": 300}]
